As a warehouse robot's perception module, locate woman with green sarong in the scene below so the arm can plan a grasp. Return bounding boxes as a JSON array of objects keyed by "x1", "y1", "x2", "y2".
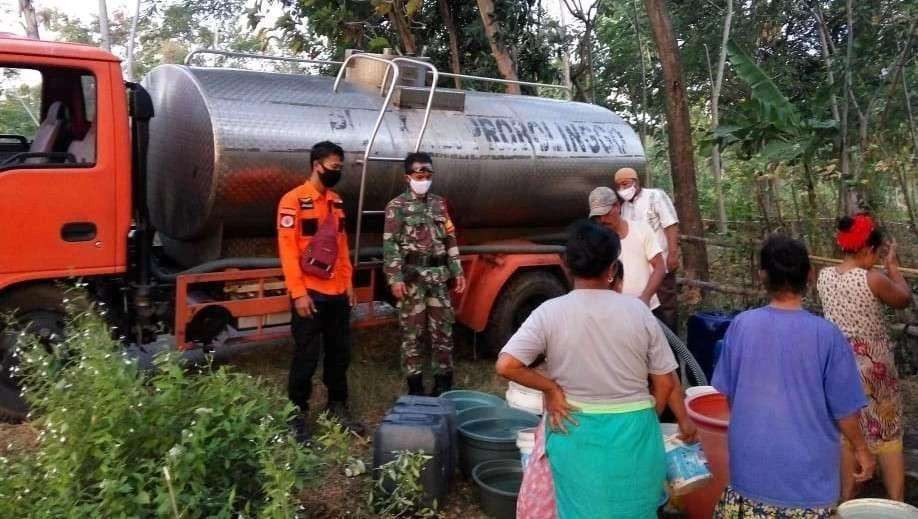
[{"x1": 497, "y1": 220, "x2": 678, "y2": 519}]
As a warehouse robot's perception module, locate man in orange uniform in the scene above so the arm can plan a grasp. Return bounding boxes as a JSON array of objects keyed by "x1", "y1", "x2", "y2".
[{"x1": 277, "y1": 141, "x2": 355, "y2": 441}]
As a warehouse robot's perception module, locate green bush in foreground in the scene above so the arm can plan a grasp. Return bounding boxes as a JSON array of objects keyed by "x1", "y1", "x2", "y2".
[{"x1": 0, "y1": 305, "x2": 317, "y2": 518}]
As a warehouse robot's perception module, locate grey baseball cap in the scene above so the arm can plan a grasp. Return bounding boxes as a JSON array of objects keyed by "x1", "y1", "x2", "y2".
[{"x1": 588, "y1": 186, "x2": 618, "y2": 217}]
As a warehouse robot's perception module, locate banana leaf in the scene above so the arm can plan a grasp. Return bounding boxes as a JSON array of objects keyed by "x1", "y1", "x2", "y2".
[{"x1": 726, "y1": 40, "x2": 801, "y2": 130}]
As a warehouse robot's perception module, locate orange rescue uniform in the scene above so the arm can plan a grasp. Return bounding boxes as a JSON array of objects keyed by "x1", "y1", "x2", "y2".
[{"x1": 277, "y1": 181, "x2": 352, "y2": 299}]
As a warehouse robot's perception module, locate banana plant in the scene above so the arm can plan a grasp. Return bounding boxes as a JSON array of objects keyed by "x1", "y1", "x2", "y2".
[
  {"x1": 705, "y1": 41, "x2": 836, "y2": 165},
  {"x1": 700, "y1": 40, "x2": 837, "y2": 235}
]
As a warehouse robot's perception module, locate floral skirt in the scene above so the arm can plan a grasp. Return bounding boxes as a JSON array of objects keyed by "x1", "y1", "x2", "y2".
[
  {"x1": 713, "y1": 487, "x2": 834, "y2": 519},
  {"x1": 850, "y1": 337, "x2": 903, "y2": 453}
]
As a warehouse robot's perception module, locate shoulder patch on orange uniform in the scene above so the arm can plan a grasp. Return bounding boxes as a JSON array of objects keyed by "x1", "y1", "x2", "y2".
[{"x1": 278, "y1": 208, "x2": 297, "y2": 229}]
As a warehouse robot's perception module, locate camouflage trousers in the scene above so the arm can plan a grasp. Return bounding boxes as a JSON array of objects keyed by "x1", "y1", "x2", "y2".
[{"x1": 398, "y1": 280, "x2": 455, "y2": 376}]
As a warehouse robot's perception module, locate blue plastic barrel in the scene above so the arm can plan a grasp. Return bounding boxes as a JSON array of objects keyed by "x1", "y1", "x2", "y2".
[{"x1": 686, "y1": 312, "x2": 736, "y2": 380}]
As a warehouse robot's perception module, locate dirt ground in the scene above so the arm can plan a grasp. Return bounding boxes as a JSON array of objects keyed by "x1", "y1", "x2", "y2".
[
  {"x1": 226, "y1": 325, "x2": 918, "y2": 513},
  {"x1": 1, "y1": 324, "x2": 915, "y2": 515},
  {"x1": 227, "y1": 325, "x2": 502, "y2": 518}
]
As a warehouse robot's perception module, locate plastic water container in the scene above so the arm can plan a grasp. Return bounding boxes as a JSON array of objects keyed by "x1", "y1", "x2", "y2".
[
  {"x1": 506, "y1": 381, "x2": 544, "y2": 415},
  {"x1": 373, "y1": 412, "x2": 451, "y2": 503},
  {"x1": 440, "y1": 390, "x2": 506, "y2": 412},
  {"x1": 659, "y1": 422, "x2": 713, "y2": 496},
  {"x1": 684, "y1": 386, "x2": 718, "y2": 399},
  {"x1": 687, "y1": 312, "x2": 736, "y2": 379},
  {"x1": 682, "y1": 391, "x2": 730, "y2": 519},
  {"x1": 457, "y1": 407, "x2": 539, "y2": 475},
  {"x1": 663, "y1": 435, "x2": 713, "y2": 496},
  {"x1": 837, "y1": 499, "x2": 918, "y2": 518},
  {"x1": 516, "y1": 427, "x2": 536, "y2": 468},
  {"x1": 392, "y1": 395, "x2": 458, "y2": 479},
  {"x1": 472, "y1": 459, "x2": 523, "y2": 519}
]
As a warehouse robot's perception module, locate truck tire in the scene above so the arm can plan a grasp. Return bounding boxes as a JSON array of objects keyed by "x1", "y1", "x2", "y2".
[
  {"x1": 483, "y1": 271, "x2": 565, "y2": 355},
  {"x1": 0, "y1": 285, "x2": 68, "y2": 422}
]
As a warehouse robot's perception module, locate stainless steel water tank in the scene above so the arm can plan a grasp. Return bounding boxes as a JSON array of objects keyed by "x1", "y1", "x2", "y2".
[{"x1": 142, "y1": 64, "x2": 644, "y2": 263}]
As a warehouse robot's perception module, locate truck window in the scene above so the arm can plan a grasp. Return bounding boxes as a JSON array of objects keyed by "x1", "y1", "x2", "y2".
[
  {"x1": 0, "y1": 67, "x2": 41, "y2": 161},
  {"x1": 0, "y1": 66, "x2": 96, "y2": 171}
]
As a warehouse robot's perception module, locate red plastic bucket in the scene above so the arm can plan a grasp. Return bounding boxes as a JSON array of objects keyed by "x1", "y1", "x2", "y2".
[{"x1": 681, "y1": 392, "x2": 730, "y2": 519}]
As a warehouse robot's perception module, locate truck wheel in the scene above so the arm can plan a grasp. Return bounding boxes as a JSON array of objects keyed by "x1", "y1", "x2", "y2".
[
  {"x1": 0, "y1": 285, "x2": 68, "y2": 423},
  {"x1": 483, "y1": 271, "x2": 565, "y2": 355}
]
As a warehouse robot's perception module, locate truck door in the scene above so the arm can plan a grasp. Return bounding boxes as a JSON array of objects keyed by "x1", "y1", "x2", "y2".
[{"x1": 0, "y1": 61, "x2": 120, "y2": 284}]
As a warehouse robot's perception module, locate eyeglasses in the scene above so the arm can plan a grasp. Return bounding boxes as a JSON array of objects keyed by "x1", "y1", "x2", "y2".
[{"x1": 410, "y1": 166, "x2": 434, "y2": 174}]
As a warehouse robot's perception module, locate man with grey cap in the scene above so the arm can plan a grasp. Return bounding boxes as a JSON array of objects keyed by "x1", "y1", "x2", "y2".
[
  {"x1": 613, "y1": 167, "x2": 680, "y2": 331},
  {"x1": 589, "y1": 186, "x2": 665, "y2": 309}
]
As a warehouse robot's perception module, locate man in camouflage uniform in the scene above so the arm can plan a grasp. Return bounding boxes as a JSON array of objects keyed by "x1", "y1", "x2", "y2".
[{"x1": 384, "y1": 152, "x2": 466, "y2": 396}]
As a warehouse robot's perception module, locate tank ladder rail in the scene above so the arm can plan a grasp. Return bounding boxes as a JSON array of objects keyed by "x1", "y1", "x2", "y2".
[
  {"x1": 332, "y1": 54, "x2": 402, "y2": 268},
  {"x1": 183, "y1": 48, "x2": 342, "y2": 68},
  {"x1": 333, "y1": 55, "x2": 442, "y2": 268},
  {"x1": 390, "y1": 57, "x2": 440, "y2": 154},
  {"x1": 429, "y1": 71, "x2": 572, "y2": 99}
]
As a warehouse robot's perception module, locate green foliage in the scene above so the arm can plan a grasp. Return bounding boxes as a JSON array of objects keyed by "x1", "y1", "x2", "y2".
[
  {"x1": 0, "y1": 305, "x2": 318, "y2": 518},
  {"x1": 313, "y1": 411, "x2": 353, "y2": 464},
  {"x1": 0, "y1": 71, "x2": 40, "y2": 139},
  {"x1": 725, "y1": 41, "x2": 800, "y2": 129},
  {"x1": 370, "y1": 450, "x2": 438, "y2": 518}
]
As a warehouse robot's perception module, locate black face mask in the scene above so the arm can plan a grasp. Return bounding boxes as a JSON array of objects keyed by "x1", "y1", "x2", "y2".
[{"x1": 317, "y1": 164, "x2": 342, "y2": 188}]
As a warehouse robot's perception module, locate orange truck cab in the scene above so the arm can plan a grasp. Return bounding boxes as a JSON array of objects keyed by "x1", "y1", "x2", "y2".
[{"x1": 0, "y1": 37, "x2": 573, "y2": 420}]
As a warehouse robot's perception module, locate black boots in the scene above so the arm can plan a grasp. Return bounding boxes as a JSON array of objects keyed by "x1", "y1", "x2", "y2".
[
  {"x1": 289, "y1": 410, "x2": 311, "y2": 445},
  {"x1": 325, "y1": 400, "x2": 366, "y2": 436},
  {"x1": 406, "y1": 372, "x2": 453, "y2": 397},
  {"x1": 407, "y1": 374, "x2": 425, "y2": 396},
  {"x1": 431, "y1": 372, "x2": 453, "y2": 397}
]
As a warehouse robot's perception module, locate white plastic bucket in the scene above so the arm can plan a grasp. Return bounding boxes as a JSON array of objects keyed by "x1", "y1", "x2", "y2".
[
  {"x1": 516, "y1": 427, "x2": 536, "y2": 468},
  {"x1": 685, "y1": 385, "x2": 718, "y2": 399},
  {"x1": 837, "y1": 499, "x2": 918, "y2": 518},
  {"x1": 506, "y1": 381, "x2": 544, "y2": 415}
]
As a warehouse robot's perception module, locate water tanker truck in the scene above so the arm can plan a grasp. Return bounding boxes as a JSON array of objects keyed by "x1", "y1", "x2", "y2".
[{"x1": 0, "y1": 38, "x2": 644, "y2": 420}]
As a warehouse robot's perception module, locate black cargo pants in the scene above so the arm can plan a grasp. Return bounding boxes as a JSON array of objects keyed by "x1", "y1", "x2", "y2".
[{"x1": 288, "y1": 292, "x2": 351, "y2": 413}]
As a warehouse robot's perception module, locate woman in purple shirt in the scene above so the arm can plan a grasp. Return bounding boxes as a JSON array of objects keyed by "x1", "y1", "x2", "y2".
[{"x1": 712, "y1": 235, "x2": 875, "y2": 517}]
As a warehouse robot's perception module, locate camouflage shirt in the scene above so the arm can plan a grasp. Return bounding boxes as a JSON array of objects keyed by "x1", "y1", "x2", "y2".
[{"x1": 383, "y1": 189, "x2": 463, "y2": 284}]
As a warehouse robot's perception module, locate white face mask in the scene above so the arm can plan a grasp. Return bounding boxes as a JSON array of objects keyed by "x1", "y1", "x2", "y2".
[
  {"x1": 617, "y1": 186, "x2": 637, "y2": 201},
  {"x1": 409, "y1": 178, "x2": 432, "y2": 195}
]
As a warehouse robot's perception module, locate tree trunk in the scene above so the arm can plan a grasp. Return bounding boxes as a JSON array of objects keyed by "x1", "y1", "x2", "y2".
[
  {"x1": 125, "y1": 0, "x2": 141, "y2": 82},
  {"x1": 438, "y1": 0, "x2": 462, "y2": 88},
  {"x1": 802, "y1": 160, "x2": 819, "y2": 239},
  {"x1": 770, "y1": 176, "x2": 786, "y2": 231},
  {"x1": 585, "y1": 27, "x2": 596, "y2": 103},
  {"x1": 643, "y1": 0, "x2": 710, "y2": 281},
  {"x1": 755, "y1": 177, "x2": 773, "y2": 232},
  {"x1": 560, "y1": 4, "x2": 573, "y2": 99},
  {"x1": 631, "y1": 0, "x2": 650, "y2": 184},
  {"x1": 708, "y1": 0, "x2": 732, "y2": 234},
  {"x1": 896, "y1": 164, "x2": 918, "y2": 239},
  {"x1": 476, "y1": 0, "x2": 522, "y2": 94},
  {"x1": 813, "y1": 5, "x2": 841, "y2": 127},
  {"x1": 790, "y1": 181, "x2": 802, "y2": 239},
  {"x1": 389, "y1": 0, "x2": 418, "y2": 55},
  {"x1": 839, "y1": 0, "x2": 857, "y2": 214},
  {"x1": 904, "y1": 70, "x2": 918, "y2": 154},
  {"x1": 98, "y1": 0, "x2": 112, "y2": 51},
  {"x1": 18, "y1": 0, "x2": 40, "y2": 40}
]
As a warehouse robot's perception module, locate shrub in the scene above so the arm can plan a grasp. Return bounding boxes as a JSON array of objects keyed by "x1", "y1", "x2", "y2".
[
  {"x1": 369, "y1": 450, "x2": 439, "y2": 518},
  {"x1": 0, "y1": 305, "x2": 318, "y2": 518}
]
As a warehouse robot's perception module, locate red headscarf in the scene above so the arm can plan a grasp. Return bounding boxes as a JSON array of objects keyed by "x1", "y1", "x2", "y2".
[{"x1": 836, "y1": 213, "x2": 875, "y2": 253}]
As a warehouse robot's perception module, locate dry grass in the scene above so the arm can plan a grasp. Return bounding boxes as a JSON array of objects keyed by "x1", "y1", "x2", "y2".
[
  {"x1": 227, "y1": 324, "x2": 502, "y2": 518},
  {"x1": 0, "y1": 422, "x2": 39, "y2": 459},
  {"x1": 1, "y1": 322, "x2": 913, "y2": 513}
]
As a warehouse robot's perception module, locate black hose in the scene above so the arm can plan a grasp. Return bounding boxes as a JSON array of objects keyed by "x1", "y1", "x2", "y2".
[
  {"x1": 150, "y1": 257, "x2": 281, "y2": 282},
  {"x1": 150, "y1": 244, "x2": 567, "y2": 283},
  {"x1": 656, "y1": 318, "x2": 709, "y2": 386}
]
